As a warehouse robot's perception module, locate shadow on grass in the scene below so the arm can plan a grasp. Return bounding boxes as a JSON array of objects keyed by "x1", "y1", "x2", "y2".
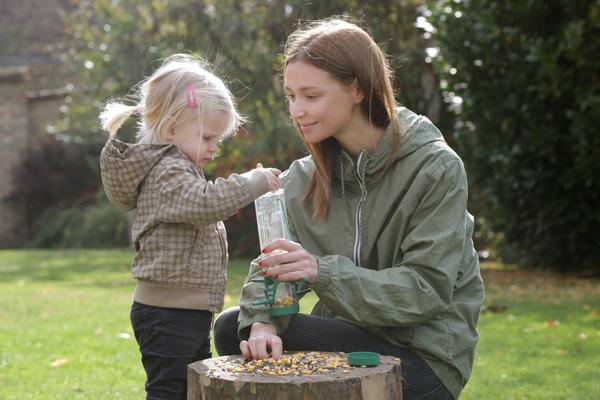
[
  {"x1": 0, "y1": 249, "x2": 133, "y2": 284},
  {"x1": 0, "y1": 249, "x2": 254, "y2": 290}
]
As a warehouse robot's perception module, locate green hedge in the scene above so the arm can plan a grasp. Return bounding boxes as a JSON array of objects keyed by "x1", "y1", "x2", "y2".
[
  {"x1": 427, "y1": 1, "x2": 600, "y2": 270},
  {"x1": 28, "y1": 192, "x2": 130, "y2": 248}
]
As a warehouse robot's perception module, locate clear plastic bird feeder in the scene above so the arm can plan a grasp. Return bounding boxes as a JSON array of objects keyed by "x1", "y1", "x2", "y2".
[
  {"x1": 255, "y1": 189, "x2": 290, "y2": 255},
  {"x1": 252, "y1": 189, "x2": 309, "y2": 315}
]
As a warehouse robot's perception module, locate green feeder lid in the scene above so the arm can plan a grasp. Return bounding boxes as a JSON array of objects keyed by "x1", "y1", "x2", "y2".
[{"x1": 347, "y1": 352, "x2": 380, "y2": 367}]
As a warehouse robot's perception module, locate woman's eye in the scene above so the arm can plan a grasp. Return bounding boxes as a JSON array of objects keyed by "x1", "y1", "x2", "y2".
[{"x1": 306, "y1": 94, "x2": 319, "y2": 100}]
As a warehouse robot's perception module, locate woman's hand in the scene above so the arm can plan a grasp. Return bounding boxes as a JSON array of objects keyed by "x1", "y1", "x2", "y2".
[
  {"x1": 240, "y1": 241, "x2": 318, "y2": 360},
  {"x1": 260, "y1": 239, "x2": 319, "y2": 283},
  {"x1": 239, "y1": 322, "x2": 283, "y2": 360}
]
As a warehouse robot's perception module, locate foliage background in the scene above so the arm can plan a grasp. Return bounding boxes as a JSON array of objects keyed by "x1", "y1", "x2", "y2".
[
  {"x1": 14, "y1": 0, "x2": 450, "y2": 256},
  {"x1": 8, "y1": 0, "x2": 599, "y2": 271}
]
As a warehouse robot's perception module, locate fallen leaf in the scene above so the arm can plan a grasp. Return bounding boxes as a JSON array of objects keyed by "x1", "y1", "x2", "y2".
[
  {"x1": 546, "y1": 320, "x2": 559, "y2": 328},
  {"x1": 50, "y1": 358, "x2": 68, "y2": 367},
  {"x1": 556, "y1": 348, "x2": 568, "y2": 356},
  {"x1": 579, "y1": 332, "x2": 587, "y2": 340},
  {"x1": 117, "y1": 332, "x2": 130, "y2": 340}
]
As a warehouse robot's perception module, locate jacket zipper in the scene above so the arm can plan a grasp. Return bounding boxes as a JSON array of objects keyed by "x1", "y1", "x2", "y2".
[{"x1": 353, "y1": 151, "x2": 367, "y2": 266}]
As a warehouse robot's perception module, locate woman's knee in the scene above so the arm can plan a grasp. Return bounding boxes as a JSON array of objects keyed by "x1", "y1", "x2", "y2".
[{"x1": 213, "y1": 307, "x2": 241, "y2": 356}]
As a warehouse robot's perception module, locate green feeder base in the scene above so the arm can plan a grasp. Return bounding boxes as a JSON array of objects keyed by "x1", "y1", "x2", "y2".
[{"x1": 268, "y1": 302, "x2": 299, "y2": 316}]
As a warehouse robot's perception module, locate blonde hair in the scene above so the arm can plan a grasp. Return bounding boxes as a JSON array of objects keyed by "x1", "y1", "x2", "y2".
[
  {"x1": 283, "y1": 18, "x2": 401, "y2": 220},
  {"x1": 99, "y1": 54, "x2": 243, "y2": 143}
]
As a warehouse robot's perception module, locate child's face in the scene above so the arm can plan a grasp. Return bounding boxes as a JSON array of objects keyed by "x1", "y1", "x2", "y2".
[{"x1": 167, "y1": 113, "x2": 226, "y2": 168}]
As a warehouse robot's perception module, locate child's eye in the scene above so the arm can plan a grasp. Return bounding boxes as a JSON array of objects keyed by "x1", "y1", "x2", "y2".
[
  {"x1": 286, "y1": 94, "x2": 295, "y2": 101},
  {"x1": 305, "y1": 94, "x2": 319, "y2": 100}
]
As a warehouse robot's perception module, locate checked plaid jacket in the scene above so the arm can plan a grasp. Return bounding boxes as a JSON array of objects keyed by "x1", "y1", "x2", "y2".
[{"x1": 100, "y1": 137, "x2": 269, "y2": 312}]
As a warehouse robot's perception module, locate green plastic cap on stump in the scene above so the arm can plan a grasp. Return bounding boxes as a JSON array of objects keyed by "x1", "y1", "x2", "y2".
[{"x1": 347, "y1": 352, "x2": 380, "y2": 367}]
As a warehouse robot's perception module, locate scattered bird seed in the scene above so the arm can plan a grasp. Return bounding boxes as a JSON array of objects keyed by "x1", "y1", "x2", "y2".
[{"x1": 211, "y1": 352, "x2": 353, "y2": 376}]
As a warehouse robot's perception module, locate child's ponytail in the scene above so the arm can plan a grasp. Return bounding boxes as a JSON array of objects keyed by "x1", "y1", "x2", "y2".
[{"x1": 99, "y1": 101, "x2": 140, "y2": 137}]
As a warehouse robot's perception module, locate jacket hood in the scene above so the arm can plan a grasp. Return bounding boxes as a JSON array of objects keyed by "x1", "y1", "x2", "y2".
[
  {"x1": 100, "y1": 138, "x2": 175, "y2": 211},
  {"x1": 337, "y1": 107, "x2": 445, "y2": 184}
]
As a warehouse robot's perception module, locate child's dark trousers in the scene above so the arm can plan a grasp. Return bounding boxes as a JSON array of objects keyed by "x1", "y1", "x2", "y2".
[{"x1": 130, "y1": 301, "x2": 212, "y2": 400}]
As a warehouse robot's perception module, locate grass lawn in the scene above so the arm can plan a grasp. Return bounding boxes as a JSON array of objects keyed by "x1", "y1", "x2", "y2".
[{"x1": 0, "y1": 249, "x2": 598, "y2": 399}]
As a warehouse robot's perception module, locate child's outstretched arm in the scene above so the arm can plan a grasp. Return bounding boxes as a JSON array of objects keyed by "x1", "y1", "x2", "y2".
[{"x1": 155, "y1": 160, "x2": 280, "y2": 226}]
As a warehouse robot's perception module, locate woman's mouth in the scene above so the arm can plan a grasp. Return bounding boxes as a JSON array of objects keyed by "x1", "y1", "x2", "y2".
[{"x1": 300, "y1": 122, "x2": 318, "y2": 131}]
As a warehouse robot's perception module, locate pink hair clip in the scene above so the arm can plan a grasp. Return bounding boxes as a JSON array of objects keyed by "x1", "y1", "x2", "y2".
[{"x1": 186, "y1": 83, "x2": 197, "y2": 108}]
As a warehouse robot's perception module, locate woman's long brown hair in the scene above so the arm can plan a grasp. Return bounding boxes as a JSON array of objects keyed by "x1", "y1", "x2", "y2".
[{"x1": 283, "y1": 18, "x2": 401, "y2": 220}]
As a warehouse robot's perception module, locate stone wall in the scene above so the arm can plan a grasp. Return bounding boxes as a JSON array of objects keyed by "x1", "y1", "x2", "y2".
[
  {"x1": 0, "y1": 68, "x2": 30, "y2": 246},
  {"x1": 0, "y1": 0, "x2": 74, "y2": 247}
]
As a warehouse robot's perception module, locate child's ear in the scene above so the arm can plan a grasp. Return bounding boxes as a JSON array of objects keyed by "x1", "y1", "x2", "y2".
[{"x1": 164, "y1": 124, "x2": 177, "y2": 142}]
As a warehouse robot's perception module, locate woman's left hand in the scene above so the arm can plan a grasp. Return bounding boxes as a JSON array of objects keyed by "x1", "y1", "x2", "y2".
[{"x1": 259, "y1": 239, "x2": 319, "y2": 283}]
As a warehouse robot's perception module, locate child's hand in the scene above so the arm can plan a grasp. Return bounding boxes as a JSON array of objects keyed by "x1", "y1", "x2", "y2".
[{"x1": 256, "y1": 163, "x2": 281, "y2": 191}]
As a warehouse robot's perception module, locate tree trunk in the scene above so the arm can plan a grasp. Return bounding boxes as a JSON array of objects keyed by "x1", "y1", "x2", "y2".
[{"x1": 188, "y1": 353, "x2": 402, "y2": 400}]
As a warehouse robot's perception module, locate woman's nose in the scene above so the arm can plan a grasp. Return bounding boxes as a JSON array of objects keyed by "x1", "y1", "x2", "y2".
[{"x1": 289, "y1": 101, "x2": 306, "y2": 120}]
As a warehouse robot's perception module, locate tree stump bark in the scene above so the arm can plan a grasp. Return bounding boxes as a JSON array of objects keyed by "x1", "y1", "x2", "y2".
[{"x1": 188, "y1": 353, "x2": 402, "y2": 400}]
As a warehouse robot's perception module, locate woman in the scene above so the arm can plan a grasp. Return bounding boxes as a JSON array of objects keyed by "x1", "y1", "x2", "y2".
[{"x1": 214, "y1": 18, "x2": 484, "y2": 399}]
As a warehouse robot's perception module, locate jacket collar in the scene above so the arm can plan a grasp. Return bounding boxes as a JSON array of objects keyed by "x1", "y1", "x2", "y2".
[{"x1": 335, "y1": 107, "x2": 445, "y2": 190}]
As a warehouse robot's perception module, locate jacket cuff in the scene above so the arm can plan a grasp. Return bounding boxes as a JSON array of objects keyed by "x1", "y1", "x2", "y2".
[
  {"x1": 310, "y1": 255, "x2": 334, "y2": 294},
  {"x1": 240, "y1": 169, "x2": 270, "y2": 198}
]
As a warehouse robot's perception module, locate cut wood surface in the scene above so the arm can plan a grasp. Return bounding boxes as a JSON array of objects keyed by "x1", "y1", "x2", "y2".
[{"x1": 188, "y1": 352, "x2": 402, "y2": 400}]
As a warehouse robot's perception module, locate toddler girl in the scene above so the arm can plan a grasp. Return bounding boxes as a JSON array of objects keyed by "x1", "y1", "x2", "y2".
[{"x1": 99, "y1": 54, "x2": 280, "y2": 400}]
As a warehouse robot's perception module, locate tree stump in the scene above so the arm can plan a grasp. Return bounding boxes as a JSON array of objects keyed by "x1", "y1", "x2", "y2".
[{"x1": 188, "y1": 353, "x2": 402, "y2": 400}]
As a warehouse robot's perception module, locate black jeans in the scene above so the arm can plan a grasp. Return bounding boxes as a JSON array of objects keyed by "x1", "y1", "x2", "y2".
[
  {"x1": 214, "y1": 307, "x2": 454, "y2": 400},
  {"x1": 130, "y1": 301, "x2": 213, "y2": 400}
]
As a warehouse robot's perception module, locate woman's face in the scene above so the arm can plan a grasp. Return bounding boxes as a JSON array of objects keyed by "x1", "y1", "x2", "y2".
[{"x1": 284, "y1": 60, "x2": 363, "y2": 144}]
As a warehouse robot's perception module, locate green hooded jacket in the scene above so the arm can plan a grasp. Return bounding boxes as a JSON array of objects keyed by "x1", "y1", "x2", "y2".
[{"x1": 238, "y1": 107, "x2": 484, "y2": 399}]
